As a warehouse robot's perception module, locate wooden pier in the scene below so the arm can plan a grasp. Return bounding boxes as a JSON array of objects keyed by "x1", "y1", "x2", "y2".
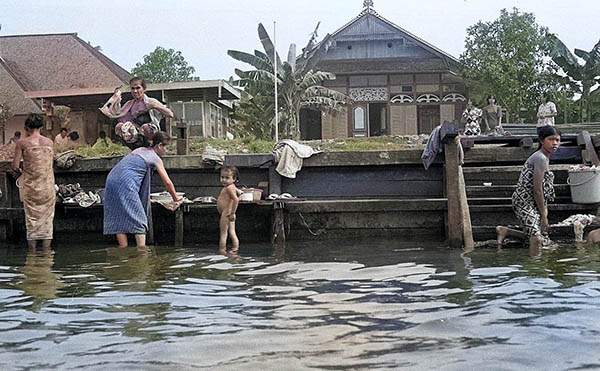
[{"x1": 1, "y1": 123, "x2": 599, "y2": 247}]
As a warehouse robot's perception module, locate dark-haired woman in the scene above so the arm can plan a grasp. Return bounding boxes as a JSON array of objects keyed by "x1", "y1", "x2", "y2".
[
  {"x1": 497, "y1": 126, "x2": 561, "y2": 253},
  {"x1": 100, "y1": 77, "x2": 173, "y2": 147},
  {"x1": 103, "y1": 132, "x2": 182, "y2": 248},
  {"x1": 12, "y1": 113, "x2": 56, "y2": 248}
]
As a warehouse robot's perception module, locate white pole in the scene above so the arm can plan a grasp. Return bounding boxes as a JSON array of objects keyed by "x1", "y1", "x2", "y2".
[{"x1": 274, "y1": 21, "x2": 279, "y2": 142}]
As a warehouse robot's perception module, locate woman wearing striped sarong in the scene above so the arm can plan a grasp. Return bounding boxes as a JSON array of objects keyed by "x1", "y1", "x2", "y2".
[{"x1": 103, "y1": 132, "x2": 182, "y2": 247}]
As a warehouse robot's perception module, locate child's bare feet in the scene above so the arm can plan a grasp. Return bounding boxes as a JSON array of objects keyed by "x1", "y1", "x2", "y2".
[{"x1": 496, "y1": 226, "x2": 508, "y2": 246}]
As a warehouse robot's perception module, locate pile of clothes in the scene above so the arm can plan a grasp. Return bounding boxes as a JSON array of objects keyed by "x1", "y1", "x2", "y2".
[{"x1": 56, "y1": 183, "x2": 102, "y2": 207}]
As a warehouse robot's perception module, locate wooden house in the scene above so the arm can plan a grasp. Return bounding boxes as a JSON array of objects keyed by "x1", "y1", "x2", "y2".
[
  {"x1": 0, "y1": 33, "x2": 130, "y2": 144},
  {"x1": 300, "y1": 3, "x2": 467, "y2": 139},
  {"x1": 0, "y1": 33, "x2": 239, "y2": 144},
  {"x1": 32, "y1": 80, "x2": 241, "y2": 141}
]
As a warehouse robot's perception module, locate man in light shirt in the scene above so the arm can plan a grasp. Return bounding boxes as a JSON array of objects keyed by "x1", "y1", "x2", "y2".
[
  {"x1": 54, "y1": 127, "x2": 69, "y2": 149},
  {"x1": 537, "y1": 93, "x2": 557, "y2": 134}
]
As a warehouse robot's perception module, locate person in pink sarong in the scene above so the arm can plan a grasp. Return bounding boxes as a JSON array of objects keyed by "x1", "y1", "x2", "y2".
[
  {"x1": 12, "y1": 113, "x2": 56, "y2": 248},
  {"x1": 100, "y1": 77, "x2": 173, "y2": 147}
]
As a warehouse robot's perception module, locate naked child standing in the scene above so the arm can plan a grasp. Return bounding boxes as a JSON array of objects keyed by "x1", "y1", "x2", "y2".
[{"x1": 217, "y1": 166, "x2": 240, "y2": 253}]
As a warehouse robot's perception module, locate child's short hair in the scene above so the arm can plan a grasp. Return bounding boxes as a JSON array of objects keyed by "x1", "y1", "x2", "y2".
[{"x1": 221, "y1": 166, "x2": 239, "y2": 181}]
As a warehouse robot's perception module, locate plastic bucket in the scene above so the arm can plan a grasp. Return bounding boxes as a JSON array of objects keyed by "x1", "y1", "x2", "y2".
[{"x1": 567, "y1": 168, "x2": 600, "y2": 204}]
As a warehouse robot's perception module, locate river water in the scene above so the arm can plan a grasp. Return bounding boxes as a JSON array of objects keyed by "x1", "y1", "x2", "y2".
[{"x1": 1, "y1": 239, "x2": 599, "y2": 370}]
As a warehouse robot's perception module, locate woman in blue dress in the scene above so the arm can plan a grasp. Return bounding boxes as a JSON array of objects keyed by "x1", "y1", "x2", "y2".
[{"x1": 103, "y1": 132, "x2": 182, "y2": 247}]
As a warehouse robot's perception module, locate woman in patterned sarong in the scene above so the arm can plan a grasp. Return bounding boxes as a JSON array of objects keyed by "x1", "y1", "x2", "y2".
[
  {"x1": 103, "y1": 132, "x2": 182, "y2": 248},
  {"x1": 496, "y1": 126, "x2": 561, "y2": 253},
  {"x1": 12, "y1": 114, "x2": 56, "y2": 248}
]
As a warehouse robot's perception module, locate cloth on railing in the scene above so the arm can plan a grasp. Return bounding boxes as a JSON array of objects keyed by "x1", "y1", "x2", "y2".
[
  {"x1": 202, "y1": 145, "x2": 227, "y2": 167},
  {"x1": 421, "y1": 125, "x2": 442, "y2": 170},
  {"x1": 54, "y1": 150, "x2": 82, "y2": 169},
  {"x1": 272, "y1": 140, "x2": 319, "y2": 178},
  {"x1": 422, "y1": 125, "x2": 464, "y2": 170}
]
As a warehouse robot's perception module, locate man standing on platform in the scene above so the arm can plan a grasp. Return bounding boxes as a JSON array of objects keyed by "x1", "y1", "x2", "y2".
[{"x1": 536, "y1": 93, "x2": 557, "y2": 135}]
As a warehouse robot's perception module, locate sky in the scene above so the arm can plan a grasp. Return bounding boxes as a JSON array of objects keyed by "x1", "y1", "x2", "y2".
[{"x1": 1, "y1": 0, "x2": 599, "y2": 80}]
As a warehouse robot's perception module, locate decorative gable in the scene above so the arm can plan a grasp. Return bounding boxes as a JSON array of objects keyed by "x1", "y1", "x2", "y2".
[{"x1": 336, "y1": 14, "x2": 398, "y2": 40}]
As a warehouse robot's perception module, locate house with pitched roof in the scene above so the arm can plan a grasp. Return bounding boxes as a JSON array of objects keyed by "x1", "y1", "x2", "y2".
[
  {"x1": 0, "y1": 33, "x2": 240, "y2": 145},
  {"x1": 0, "y1": 33, "x2": 131, "y2": 144},
  {"x1": 300, "y1": 2, "x2": 467, "y2": 139}
]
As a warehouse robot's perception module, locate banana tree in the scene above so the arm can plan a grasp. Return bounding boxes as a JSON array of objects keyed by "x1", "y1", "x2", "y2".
[
  {"x1": 549, "y1": 35, "x2": 600, "y2": 122},
  {"x1": 228, "y1": 23, "x2": 350, "y2": 140}
]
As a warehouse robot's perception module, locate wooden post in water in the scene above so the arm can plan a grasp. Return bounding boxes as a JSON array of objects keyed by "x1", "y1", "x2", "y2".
[
  {"x1": 441, "y1": 122, "x2": 474, "y2": 249},
  {"x1": 175, "y1": 206, "x2": 184, "y2": 247},
  {"x1": 147, "y1": 203, "x2": 154, "y2": 245},
  {"x1": 272, "y1": 200, "x2": 286, "y2": 249}
]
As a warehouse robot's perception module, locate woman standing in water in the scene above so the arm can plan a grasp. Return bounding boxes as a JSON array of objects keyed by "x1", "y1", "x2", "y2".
[
  {"x1": 103, "y1": 132, "x2": 182, "y2": 248},
  {"x1": 12, "y1": 113, "x2": 56, "y2": 249},
  {"x1": 496, "y1": 126, "x2": 561, "y2": 252}
]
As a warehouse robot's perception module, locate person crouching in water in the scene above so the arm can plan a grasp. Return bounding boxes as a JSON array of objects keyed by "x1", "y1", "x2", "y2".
[
  {"x1": 217, "y1": 166, "x2": 240, "y2": 254},
  {"x1": 497, "y1": 126, "x2": 560, "y2": 254},
  {"x1": 12, "y1": 113, "x2": 56, "y2": 249}
]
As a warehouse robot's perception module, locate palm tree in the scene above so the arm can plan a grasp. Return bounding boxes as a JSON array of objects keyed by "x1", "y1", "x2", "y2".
[
  {"x1": 549, "y1": 35, "x2": 600, "y2": 122},
  {"x1": 228, "y1": 23, "x2": 350, "y2": 140}
]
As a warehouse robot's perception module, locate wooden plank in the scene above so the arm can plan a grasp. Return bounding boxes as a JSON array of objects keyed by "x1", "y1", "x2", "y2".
[
  {"x1": 283, "y1": 199, "x2": 447, "y2": 213},
  {"x1": 287, "y1": 210, "x2": 443, "y2": 229},
  {"x1": 285, "y1": 227, "x2": 445, "y2": 241},
  {"x1": 444, "y1": 136, "x2": 464, "y2": 247},
  {"x1": 578, "y1": 131, "x2": 600, "y2": 166}
]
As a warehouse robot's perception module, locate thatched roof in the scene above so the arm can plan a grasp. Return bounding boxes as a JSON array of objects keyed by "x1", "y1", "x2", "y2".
[
  {"x1": 0, "y1": 59, "x2": 40, "y2": 115},
  {"x1": 0, "y1": 33, "x2": 130, "y2": 115},
  {"x1": 0, "y1": 33, "x2": 130, "y2": 91}
]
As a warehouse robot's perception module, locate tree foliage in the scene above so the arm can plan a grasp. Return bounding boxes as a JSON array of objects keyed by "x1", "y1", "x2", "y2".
[
  {"x1": 549, "y1": 36, "x2": 600, "y2": 122},
  {"x1": 460, "y1": 8, "x2": 554, "y2": 121},
  {"x1": 228, "y1": 23, "x2": 350, "y2": 140},
  {"x1": 131, "y1": 46, "x2": 197, "y2": 83}
]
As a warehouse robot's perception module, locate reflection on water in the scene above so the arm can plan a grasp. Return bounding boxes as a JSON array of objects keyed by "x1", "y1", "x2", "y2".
[{"x1": 0, "y1": 240, "x2": 600, "y2": 369}]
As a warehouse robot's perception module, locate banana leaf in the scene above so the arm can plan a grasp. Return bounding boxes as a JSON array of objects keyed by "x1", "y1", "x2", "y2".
[
  {"x1": 549, "y1": 34, "x2": 583, "y2": 81},
  {"x1": 258, "y1": 23, "x2": 282, "y2": 72},
  {"x1": 287, "y1": 44, "x2": 296, "y2": 72},
  {"x1": 228, "y1": 50, "x2": 272, "y2": 71}
]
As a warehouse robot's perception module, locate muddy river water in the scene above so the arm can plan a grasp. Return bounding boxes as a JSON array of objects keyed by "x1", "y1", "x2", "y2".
[{"x1": 1, "y1": 239, "x2": 599, "y2": 370}]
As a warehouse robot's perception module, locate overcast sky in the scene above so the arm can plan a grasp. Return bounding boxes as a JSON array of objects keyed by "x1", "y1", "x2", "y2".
[{"x1": 2, "y1": 0, "x2": 599, "y2": 80}]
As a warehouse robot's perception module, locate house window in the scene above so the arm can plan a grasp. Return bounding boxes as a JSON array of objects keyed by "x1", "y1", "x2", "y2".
[
  {"x1": 209, "y1": 102, "x2": 223, "y2": 138},
  {"x1": 402, "y1": 85, "x2": 413, "y2": 92},
  {"x1": 353, "y1": 107, "x2": 365, "y2": 130},
  {"x1": 169, "y1": 101, "x2": 204, "y2": 137}
]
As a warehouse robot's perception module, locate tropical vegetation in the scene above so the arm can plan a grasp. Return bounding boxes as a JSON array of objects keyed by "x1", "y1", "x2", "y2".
[
  {"x1": 131, "y1": 46, "x2": 198, "y2": 83},
  {"x1": 549, "y1": 36, "x2": 600, "y2": 123},
  {"x1": 228, "y1": 23, "x2": 350, "y2": 140}
]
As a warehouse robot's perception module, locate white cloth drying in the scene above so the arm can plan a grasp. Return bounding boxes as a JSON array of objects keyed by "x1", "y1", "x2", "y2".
[{"x1": 272, "y1": 140, "x2": 319, "y2": 178}]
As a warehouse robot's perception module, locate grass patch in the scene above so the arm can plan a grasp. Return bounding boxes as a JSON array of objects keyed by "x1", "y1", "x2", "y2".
[{"x1": 70, "y1": 135, "x2": 428, "y2": 158}]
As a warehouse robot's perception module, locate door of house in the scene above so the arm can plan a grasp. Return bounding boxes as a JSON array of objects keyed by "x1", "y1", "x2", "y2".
[
  {"x1": 300, "y1": 108, "x2": 322, "y2": 140},
  {"x1": 349, "y1": 104, "x2": 368, "y2": 137},
  {"x1": 418, "y1": 105, "x2": 440, "y2": 134},
  {"x1": 368, "y1": 103, "x2": 388, "y2": 136}
]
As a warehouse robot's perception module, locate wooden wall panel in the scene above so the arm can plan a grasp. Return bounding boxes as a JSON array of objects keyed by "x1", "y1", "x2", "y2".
[
  {"x1": 332, "y1": 110, "x2": 348, "y2": 138},
  {"x1": 440, "y1": 104, "x2": 455, "y2": 124},
  {"x1": 390, "y1": 105, "x2": 404, "y2": 135},
  {"x1": 321, "y1": 110, "x2": 333, "y2": 139},
  {"x1": 282, "y1": 165, "x2": 444, "y2": 198},
  {"x1": 405, "y1": 105, "x2": 418, "y2": 134}
]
